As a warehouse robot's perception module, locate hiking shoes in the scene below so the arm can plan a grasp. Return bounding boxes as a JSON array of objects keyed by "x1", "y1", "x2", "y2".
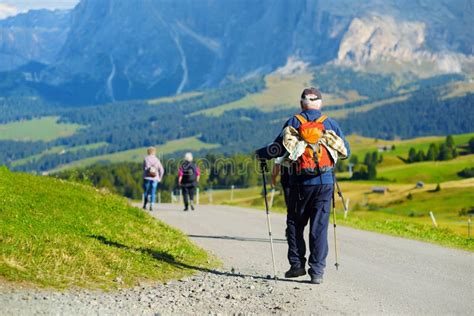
[
  {"x1": 284, "y1": 267, "x2": 306, "y2": 278},
  {"x1": 190, "y1": 204, "x2": 195, "y2": 211},
  {"x1": 310, "y1": 275, "x2": 323, "y2": 284},
  {"x1": 183, "y1": 208, "x2": 189, "y2": 212}
]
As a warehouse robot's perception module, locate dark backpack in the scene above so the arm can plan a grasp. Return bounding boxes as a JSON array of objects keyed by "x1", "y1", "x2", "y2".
[{"x1": 181, "y1": 162, "x2": 197, "y2": 186}]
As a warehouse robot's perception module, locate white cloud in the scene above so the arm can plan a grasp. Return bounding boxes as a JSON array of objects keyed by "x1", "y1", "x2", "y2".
[{"x1": 0, "y1": 3, "x2": 19, "y2": 20}]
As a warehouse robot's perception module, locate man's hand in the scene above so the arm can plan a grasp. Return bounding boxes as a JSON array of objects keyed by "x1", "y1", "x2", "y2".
[{"x1": 259, "y1": 159, "x2": 268, "y2": 172}]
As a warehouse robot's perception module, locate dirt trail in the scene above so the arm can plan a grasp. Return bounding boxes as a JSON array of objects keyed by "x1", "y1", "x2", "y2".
[{"x1": 153, "y1": 203, "x2": 473, "y2": 315}]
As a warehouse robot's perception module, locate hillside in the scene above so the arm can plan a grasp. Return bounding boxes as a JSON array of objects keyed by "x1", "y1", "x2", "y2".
[{"x1": 0, "y1": 167, "x2": 217, "y2": 288}]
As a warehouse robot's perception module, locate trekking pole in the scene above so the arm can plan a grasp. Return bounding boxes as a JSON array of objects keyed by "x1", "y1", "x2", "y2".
[
  {"x1": 260, "y1": 161, "x2": 278, "y2": 283},
  {"x1": 332, "y1": 187, "x2": 340, "y2": 270},
  {"x1": 334, "y1": 177, "x2": 348, "y2": 218}
]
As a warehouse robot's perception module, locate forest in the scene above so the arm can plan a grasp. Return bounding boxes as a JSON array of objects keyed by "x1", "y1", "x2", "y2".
[{"x1": 1, "y1": 71, "x2": 473, "y2": 173}]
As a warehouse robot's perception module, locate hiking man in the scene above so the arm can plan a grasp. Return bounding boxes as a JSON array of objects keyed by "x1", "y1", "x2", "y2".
[
  {"x1": 178, "y1": 152, "x2": 200, "y2": 211},
  {"x1": 143, "y1": 147, "x2": 164, "y2": 211},
  {"x1": 256, "y1": 87, "x2": 350, "y2": 284}
]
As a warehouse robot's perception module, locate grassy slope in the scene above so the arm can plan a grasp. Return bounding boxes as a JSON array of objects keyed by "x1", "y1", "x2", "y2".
[
  {"x1": 194, "y1": 73, "x2": 366, "y2": 116},
  {"x1": 148, "y1": 91, "x2": 203, "y2": 105},
  {"x1": 0, "y1": 116, "x2": 84, "y2": 141},
  {"x1": 347, "y1": 133, "x2": 474, "y2": 169},
  {"x1": 0, "y1": 167, "x2": 217, "y2": 289},
  {"x1": 11, "y1": 142, "x2": 109, "y2": 168},
  {"x1": 377, "y1": 154, "x2": 474, "y2": 183},
  {"x1": 49, "y1": 136, "x2": 219, "y2": 173}
]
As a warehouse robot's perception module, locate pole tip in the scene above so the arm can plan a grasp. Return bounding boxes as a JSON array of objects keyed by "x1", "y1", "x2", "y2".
[{"x1": 335, "y1": 262, "x2": 339, "y2": 270}]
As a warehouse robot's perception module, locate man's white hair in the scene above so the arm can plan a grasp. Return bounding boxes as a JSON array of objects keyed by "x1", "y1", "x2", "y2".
[{"x1": 184, "y1": 152, "x2": 193, "y2": 162}]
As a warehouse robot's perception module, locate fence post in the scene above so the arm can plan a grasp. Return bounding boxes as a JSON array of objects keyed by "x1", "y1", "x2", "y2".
[
  {"x1": 429, "y1": 211, "x2": 438, "y2": 228},
  {"x1": 196, "y1": 188, "x2": 200, "y2": 205},
  {"x1": 468, "y1": 215, "x2": 472, "y2": 239},
  {"x1": 230, "y1": 185, "x2": 235, "y2": 202},
  {"x1": 209, "y1": 186, "x2": 213, "y2": 204}
]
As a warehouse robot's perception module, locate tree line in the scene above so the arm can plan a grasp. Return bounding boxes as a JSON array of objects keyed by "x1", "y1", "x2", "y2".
[{"x1": 406, "y1": 135, "x2": 474, "y2": 163}]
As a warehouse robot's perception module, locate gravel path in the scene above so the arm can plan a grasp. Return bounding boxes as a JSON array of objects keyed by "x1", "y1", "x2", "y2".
[{"x1": 1, "y1": 203, "x2": 473, "y2": 315}]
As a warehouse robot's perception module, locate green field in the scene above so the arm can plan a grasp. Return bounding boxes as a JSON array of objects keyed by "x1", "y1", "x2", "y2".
[
  {"x1": 347, "y1": 133, "x2": 474, "y2": 168},
  {"x1": 11, "y1": 142, "x2": 109, "y2": 168},
  {"x1": 0, "y1": 116, "x2": 84, "y2": 141},
  {"x1": 378, "y1": 155, "x2": 474, "y2": 183},
  {"x1": 49, "y1": 136, "x2": 219, "y2": 173},
  {"x1": 0, "y1": 167, "x2": 218, "y2": 289},
  {"x1": 148, "y1": 91, "x2": 203, "y2": 105},
  {"x1": 194, "y1": 73, "x2": 366, "y2": 116}
]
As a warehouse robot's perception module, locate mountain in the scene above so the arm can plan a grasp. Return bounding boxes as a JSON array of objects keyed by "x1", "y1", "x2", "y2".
[
  {"x1": 0, "y1": 9, "x2": 70, "y2": 71},
  {"x1": 0, "y1": 0, "x2": 473, "y2": 104}
]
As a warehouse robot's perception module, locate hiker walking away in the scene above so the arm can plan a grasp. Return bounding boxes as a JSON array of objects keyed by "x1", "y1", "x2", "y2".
[
  {"x1": 143, "y1": 147, "x2": 164, "y2": 211},
  {"x1": 271, "y1": 156, "x2": 291, "y2": 207},
  {"x1": 256, "y1": 87, "x2": 350, "y2": 284},
  {"x1": 178, "y1": 152, "x2": 200, "y2": 211}
]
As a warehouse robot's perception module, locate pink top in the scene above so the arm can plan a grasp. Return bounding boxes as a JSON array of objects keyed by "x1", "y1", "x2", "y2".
[{"x1": 143, "y1": 155, "x2": 164, "y2": 181}]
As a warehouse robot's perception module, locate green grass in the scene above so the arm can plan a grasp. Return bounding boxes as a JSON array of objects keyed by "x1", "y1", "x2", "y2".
[
  {"x1": 194, "y1": 73, "x2": 366, "y2": 116},
  {"x1": 11, "y1": 142, "x2": 109, "y2": 168},
  {"x1": 378, "y1": 154, "x2": 474, "y2": 183},
  {"x1": 0, "y1": 116, "x2": 84, "y2": 141},
  {"x1": 148, "y1": 91, "x2": 203, "y2": 105},
  {"x1": 338, "y1": 212, "x2": 473, "y2": 251},
  {"x1": 327, "y1": 94, "x2": 410, "y2": 119},
  {"x1": 347, "y1": 132, "x2": 474, "y2": 169},
  {"x1": 0, "y1": 167, "x2": 218, "y2": 289},
  {"x1": 49, "y1": 136, "x2": 219, "y2": 173}
]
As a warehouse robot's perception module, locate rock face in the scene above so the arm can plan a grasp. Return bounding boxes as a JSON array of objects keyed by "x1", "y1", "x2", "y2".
[
  {"x1": 334, "y1": 13, "x2": 473, "y2": 75},
  {"x1": 0, "y1": 0, "x2": 472, "y2": 104}
]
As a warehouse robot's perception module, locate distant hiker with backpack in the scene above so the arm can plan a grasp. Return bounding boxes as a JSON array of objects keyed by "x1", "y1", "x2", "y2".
[
  {"x1": 178, "y1": 152, "x2": 200, "y2": 211},
  {"x1": 256, "y1": 87, "x2": 350, "y2": 284},
  {"x1": 143, "y1": 147, "x2": 164, "y2": 211}
]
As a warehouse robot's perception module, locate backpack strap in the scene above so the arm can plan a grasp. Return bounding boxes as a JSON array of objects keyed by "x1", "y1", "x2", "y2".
[
  {"x1": 316, "y1": 115, "x2": 328, "y2": 123},
  {"x1": 294, "y1": 114, "x2": 307, "y2": 124},
  {"x1": 295, "y1": 114, "x2": 328, "y2": 124}
]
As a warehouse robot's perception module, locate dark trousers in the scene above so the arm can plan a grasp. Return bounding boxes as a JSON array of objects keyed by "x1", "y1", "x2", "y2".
[
  {"x1": 282, "y1": 184, "x2": 291, "y2": 207},
  {"x1": 182, "y1": 186, "x2": 196, "y2": 209},
  {"x1": 286, "y1": 184, "x2": 333, "y2": 276}
]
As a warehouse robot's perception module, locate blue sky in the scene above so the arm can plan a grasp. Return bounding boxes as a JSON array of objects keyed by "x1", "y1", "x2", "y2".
[{"x1": 0, "y1": 0, "x2": 79, "y2": 19}]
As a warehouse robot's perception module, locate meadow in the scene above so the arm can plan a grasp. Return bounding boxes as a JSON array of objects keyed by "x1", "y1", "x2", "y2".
[
  {"x1": 0, "y1": 116, "x2": 84, "y2": 141},
  {"x1": 47, "y1": 136, "x2": 219, "y2": 173},
  {"x1": 194, "y1": 73, "x2": 366, "y2": 116}
]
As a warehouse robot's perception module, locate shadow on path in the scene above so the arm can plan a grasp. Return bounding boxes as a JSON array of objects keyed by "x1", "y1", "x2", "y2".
[
  {"x1": 90, "y1": 235, "x2": 307, "y2": 284},
  {"x1": 188, "y1": 234, "x2": 287, "y2": 243}
]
